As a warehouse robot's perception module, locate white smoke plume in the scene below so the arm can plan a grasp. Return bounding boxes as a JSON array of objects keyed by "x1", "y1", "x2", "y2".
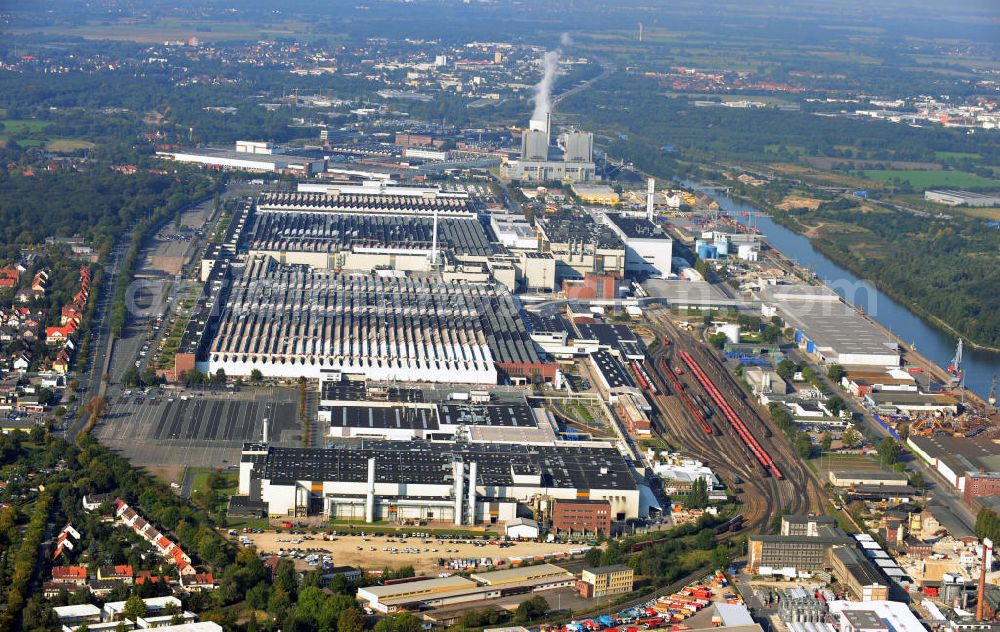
[
  {"x1": 560, "y1": 32, "x2": 573, "y2": 47},
  {"x1": 531, "y1": 50, "x2": 560, "y2": 123}
]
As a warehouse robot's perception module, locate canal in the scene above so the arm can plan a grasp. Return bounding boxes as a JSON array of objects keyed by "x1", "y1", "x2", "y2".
[{"x1": 695, "y1": 185, "x2": 999, "y2": 401}]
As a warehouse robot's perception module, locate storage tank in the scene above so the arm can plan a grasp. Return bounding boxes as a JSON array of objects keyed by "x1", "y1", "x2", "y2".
[
  {"x1": 719, "y1": 324, "x2": 740, "y2": 344},
  {"x1": 697, "y1": 244, "x2": 718, "y2": 260}
]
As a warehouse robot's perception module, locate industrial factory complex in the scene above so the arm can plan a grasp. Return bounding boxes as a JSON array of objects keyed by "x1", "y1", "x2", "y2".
[
  {"x1": 238, "y1": 440, "x2": 641, "y2": 523},
  {"x1": 183, "y1": 171, "x2": 664, "y2": 526}
]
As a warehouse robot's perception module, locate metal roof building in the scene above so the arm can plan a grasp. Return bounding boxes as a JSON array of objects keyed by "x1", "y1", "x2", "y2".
[
  {"x1": 759, "y1": 285, "x2": 899, "y2": 367},
  {"x1": 198, "y1": 257, "x2": 552, "y2": 384}
]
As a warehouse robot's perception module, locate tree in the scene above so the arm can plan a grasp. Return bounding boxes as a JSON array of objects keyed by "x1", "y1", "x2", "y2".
[
  {"x1": 801, "y1": 366, "x2": 818, "y2": 386},
  {"x1": 141, "y1": 367, "x2": 159, "y2": 386},
  {"x1": 827, "y1": 364, "x2": 845, "y2": 382},
  {"x1": 761, "y1": 323, "x2": 782, "y2": 343},
  {"x1": 687, "y1": 477, "x2": 709, "y2": 509},
  {"x1": 820, "y1": 432, "x2": 833, "y2": 452},
  {"x1": 877, "y1": 437, "x2": 901, "y2": 466},
  {"x1": 708, "y1": 332, "x2": 728, "y2": 349},
  {"x1": 514, "y1": 595, "x2": 549, "y2": 623},
  {"x1": 84, "y1": 395, "x2": 108, "y2": 419},
  {"x1": 794, "y1": 434, "x2": 813, "y2": 459},
  {"x1": 910, "y1": 470, "x2": 925, "y2": 492},
  {"x1": 827, "y1": 396, "x2": 846, "y2": 417},
  {"x1": 842, "y1": 426, "x2": 862, "y2": 449},
  {"x1": 776, "y1": 359, "x2": 796, "y2": 381},
  {"x1": 122, "y1": 594, "x2": 147, "y2": 620},
  {"x1": 712, "y1": 543, "x2": 732, "y2": 568},
  {"x1": 374, "y1": 613, "x2": 424, "y2": 632},
  {"x1": 696, "y1": 528, "x2": 716, "y2": 550},
  {"x1": 212, "y1": 368, "x2": 226, "y2": 386},
  {"x1": 250, "y1": 368, "x2": 263, "y2": 384},
  {"x1": 275, "y1": 558, "x2": 299, "y2": 596},
  {"x1": 122, "y1": 366, "x2": 141, "y2": 387},
  {"x1": 339, "y1": 608, "x2": 367, "y2": 632}
]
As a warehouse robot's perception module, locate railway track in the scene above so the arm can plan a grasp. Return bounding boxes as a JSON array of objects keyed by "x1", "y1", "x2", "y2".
[{"x1": 637, "y1": 311, "x2": 826, "y2": 533}]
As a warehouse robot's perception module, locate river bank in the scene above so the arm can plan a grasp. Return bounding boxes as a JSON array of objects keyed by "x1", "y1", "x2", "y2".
[
  {"x1": 762, "y1": 206, "x2": 1000, "y2": 354},
  {"x1": 745, "y1": 219, "x2": 987, "y2": 408},
  {"x1": 684, "y1": 181, "x2": 999, "y2": 401}
]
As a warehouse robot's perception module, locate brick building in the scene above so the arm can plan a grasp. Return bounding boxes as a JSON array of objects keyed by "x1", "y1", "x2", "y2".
[{"x1": 552, "y1": 499, "x2": 612, "y2": 536}]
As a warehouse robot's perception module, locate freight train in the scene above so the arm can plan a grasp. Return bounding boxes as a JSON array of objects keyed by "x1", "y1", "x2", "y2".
[{"x1": 679, "y1": 351, "x2": 783, "y2": 479}]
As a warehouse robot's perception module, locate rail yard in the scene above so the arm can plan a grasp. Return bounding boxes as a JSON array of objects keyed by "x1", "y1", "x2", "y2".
[{"x1": 640, "y1": 311, "x2": 826, "y2": 534}]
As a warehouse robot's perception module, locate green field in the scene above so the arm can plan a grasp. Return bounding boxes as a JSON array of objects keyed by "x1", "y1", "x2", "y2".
[
  {"x1": 934, "y1": 151, "x2": 981, "y2": 161},
  {"x1": 0, "y1": 118, "x2": 54, "y2": 145},
  {"x1": 810, "y1": 452, "x2": 887, "y2": 483},
  {"x1": 863, "y1": 169, "x2": 1000, "y2": 190},
  {"x1": 0, "y1": 119, "x2": 52, "y2": 135}
]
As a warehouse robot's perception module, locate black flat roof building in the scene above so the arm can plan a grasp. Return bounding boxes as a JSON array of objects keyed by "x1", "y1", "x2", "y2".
[
  {"x1": 243, "y1": 441, "x2": 637, "y2": 491},
  {"x1": 590, "y1": 350, "x2": 634, "y2": 390},
  {"x1": 604, "y1": 214, "x2": 670, "y2": 241}
]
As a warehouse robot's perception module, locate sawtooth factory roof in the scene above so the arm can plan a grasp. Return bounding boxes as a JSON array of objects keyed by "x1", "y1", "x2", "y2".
[{"x1": 248, "y1": 211, "x2": 494, "y2": 257}]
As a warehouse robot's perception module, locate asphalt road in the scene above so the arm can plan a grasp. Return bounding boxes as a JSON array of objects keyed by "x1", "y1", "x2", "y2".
[
  {"x1": 65, "y1": 239, "x2": 127, "y2": 440},
  {"x1": 66, "y1": 182, "x2": 259, "y2": 444}
]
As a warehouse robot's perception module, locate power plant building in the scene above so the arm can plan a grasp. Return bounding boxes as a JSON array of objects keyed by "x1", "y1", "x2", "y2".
[
  {"x1": 237, "y1": 440, "x2": 641, "y2": 523},
  {"x1": 563, "y1": 130, "x2": 595, "y2": 164},
  {"x1": 502, "y1": 123, "x2": 597, "y2": 183}
]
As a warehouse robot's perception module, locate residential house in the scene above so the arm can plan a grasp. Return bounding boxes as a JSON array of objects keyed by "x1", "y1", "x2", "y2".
[
  {"x1": 51, "y1": 566, "x2": 89, "y2": 586},
  {"x1": 97, "y1": 565, "x2": 134, "y2": 585},
  {"x1": 180, "y1": 572, "x2": 217, "y2": 591},
  {"x1": 53, "y1": 524, "x2": 81, "y2": 559},
  {"x1": 13, "y1": 351, "x2": 31, "y2": 372},
  {"x1": 82, "y1": 493, "x2": 114, "y2": 511}
]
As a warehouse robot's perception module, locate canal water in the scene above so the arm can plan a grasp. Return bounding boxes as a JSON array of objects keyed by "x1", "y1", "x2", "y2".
[{"x1": 692, "y1": 184, "x2": 999, "y2": 400}]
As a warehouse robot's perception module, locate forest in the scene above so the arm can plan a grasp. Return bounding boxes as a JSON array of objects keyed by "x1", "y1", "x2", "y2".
[
  {"x1": 563, "y1": 73, "x2": 1000, "y2": 168},
  {"x1": 0, "y1": 165, "x2": 215, "y2": 261}
]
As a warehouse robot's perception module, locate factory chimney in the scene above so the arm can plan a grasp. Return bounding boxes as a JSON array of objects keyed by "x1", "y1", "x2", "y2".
[
  {"x1": 646, "y1": 178, "x2": 655, "y2": 221},
  {"x1": 978, "y1": 537, "x2": 993, "y2": 620},
  {"x1": 466, "y1": 461, "x2": 478, "y2": 526},
  {"x1": 529, "y1": 112, "x2": 551, "y2": 141},
  {"x1": 453, "y1": 461, "x2": 464, "y2": 526},
  {"x1": 365, "y1": 457, "x2": 376, "y2": 523}
]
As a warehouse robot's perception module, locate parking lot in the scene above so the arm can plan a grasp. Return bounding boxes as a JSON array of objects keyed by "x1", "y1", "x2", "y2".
[
  {"x1": 239, "y1": 530, "x2": 587, "y2": 574},
  {"x1": 94, "y1": 387, "x2": 300, "y2": 469}
]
